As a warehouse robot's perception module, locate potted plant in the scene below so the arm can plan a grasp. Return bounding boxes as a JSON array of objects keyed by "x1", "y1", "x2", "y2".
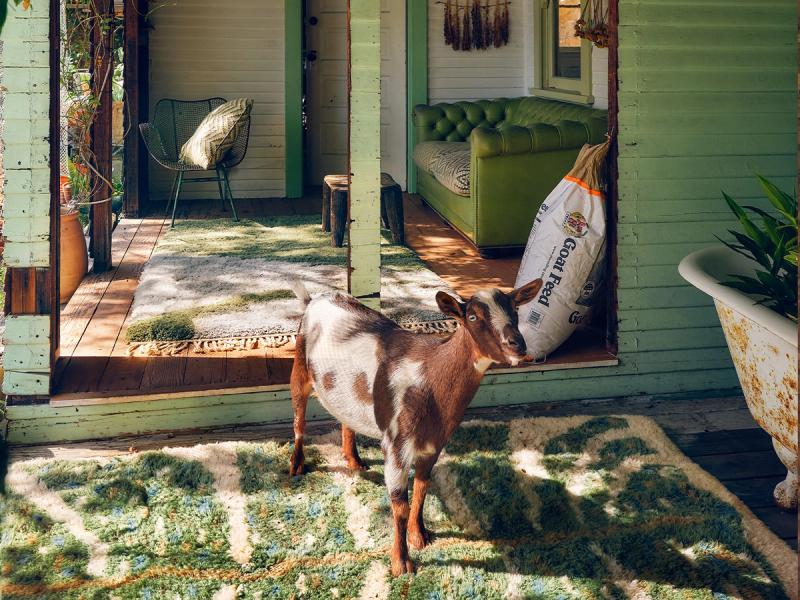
[
  {"x1": 60, "y1": 159, "x2": 89, "y2": 304},
  {"x1": 679, "y1": 176, "x2": 797, "y2": 509}
]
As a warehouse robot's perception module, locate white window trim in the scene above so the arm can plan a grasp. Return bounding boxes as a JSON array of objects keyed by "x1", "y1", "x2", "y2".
[{"x1": 530, "y1": 0, "x2": 594, "y2": 105}]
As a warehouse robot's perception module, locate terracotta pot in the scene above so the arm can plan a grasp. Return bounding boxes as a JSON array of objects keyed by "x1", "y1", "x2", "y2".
[{"x1": 60, "y1": 210, "x2": 88, "y2": 304}]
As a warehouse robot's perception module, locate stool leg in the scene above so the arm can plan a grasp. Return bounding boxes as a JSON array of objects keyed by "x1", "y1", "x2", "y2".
[
  {"x1": 380, "y1": 189, "x2": 389, "y2": 230},
  {"x1": 331, "y1": 189, "x2": 348, "y2": 248},
  {"x1": 386, "y1": 186, "x2": 404, "y2": 245},
  {"x1": 322, "y1": 182, "x2": 331, "y2": 232}
]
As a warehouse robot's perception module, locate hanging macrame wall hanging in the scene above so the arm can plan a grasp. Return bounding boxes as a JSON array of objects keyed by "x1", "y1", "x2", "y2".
[
  {"x1": 442, "y1": 0, "x2": 510, "y2": 51},
  {"x1": 575, "y1": 0, "x2": 609, "y2": 48}
]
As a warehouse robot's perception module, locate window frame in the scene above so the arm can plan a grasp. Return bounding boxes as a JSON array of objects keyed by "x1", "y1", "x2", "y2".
[{"x1": 531, "y1": 0, "x2": 594, "y2": 104}]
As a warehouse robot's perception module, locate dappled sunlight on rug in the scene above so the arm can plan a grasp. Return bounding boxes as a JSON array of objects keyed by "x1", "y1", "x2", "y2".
[
  {"x1": 2, "y1": 416, "x2": 795, "y2": 599},
  {"x1": 125, "y1": 217, "x2": 459, "y2": 356}
]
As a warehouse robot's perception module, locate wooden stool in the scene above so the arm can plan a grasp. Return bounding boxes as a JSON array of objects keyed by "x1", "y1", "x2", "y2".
[
  {"x1": 322, "y1": 174, "x2": 349, "y2": 247},
  {"x1": 322, "y1": 172, "x2": 405, "y2": 247}
]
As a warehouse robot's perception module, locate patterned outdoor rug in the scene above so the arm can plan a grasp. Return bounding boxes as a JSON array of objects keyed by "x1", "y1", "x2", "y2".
[
  {"x1": 2, "y1": 416, "x2": 795, "y2": 599},
  {"x1": 125, "y1": 216, "x2": 459, "y2": 356}
]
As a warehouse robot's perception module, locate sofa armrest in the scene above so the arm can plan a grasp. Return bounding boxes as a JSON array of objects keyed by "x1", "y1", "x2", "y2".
[{"x1": 471, "y1": 120, "x2": 596, "y2": 158}]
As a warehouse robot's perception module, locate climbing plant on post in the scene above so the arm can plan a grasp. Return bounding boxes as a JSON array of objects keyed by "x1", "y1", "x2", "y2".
[
  {"x1": 346, "y1": 0, "x2": 381, "y2": 310},
  {"x1": 88, "y1": 0, "x2": 114, "y2": 272}
]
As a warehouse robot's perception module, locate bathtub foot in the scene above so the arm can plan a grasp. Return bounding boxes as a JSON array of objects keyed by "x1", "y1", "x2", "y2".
[{"x1": 771, "y1": 439, "x2": 798, "y2": 510}]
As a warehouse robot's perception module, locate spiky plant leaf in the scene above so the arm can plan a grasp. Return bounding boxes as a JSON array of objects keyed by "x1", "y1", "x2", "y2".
[{"x1": 720, "y1": 177, "x2": 797, "y2": 320}]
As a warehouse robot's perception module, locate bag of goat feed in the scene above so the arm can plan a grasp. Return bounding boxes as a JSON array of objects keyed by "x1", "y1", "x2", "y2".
[{"x1": 515, "y1": 139, "x2": 611, "y2": 360}]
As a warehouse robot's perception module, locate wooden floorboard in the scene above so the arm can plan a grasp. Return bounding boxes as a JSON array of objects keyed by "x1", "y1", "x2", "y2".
[
  {"x1": 669, "y1": 428, "x2": 774, "y2": 457},
  {"x1": 55, "y1": 192, "x2": 616, "y2": 401},
  {"x1": 403, "y1": 194, "x2": 520, "y2": 296}
]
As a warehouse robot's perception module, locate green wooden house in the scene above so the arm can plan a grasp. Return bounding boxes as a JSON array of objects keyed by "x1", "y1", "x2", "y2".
[{"x1": 1, "y1": 0, "x2": 796, "y2": 445}]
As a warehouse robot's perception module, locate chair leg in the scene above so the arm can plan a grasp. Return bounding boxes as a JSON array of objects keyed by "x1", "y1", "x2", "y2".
[
  {"x1": 170, "y1": 172, "x2": 184, "y2": 227},
  {"x1": 216, "y1": 167, "x2": 227, "y2": 212},
  {"x1": 221, "y1": 167, "x2": 239, "y2": 222},
  {"x1": 165, "y1": 172, "x2": 179, "y2": 214}
]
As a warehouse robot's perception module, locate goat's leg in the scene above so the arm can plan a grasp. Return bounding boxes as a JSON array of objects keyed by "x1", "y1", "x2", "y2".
[
  {"x1": 341, "y1": 425, "x2": 368, "y2": 471},
  {"x1": 408, "y1": 454, "x2": 438, "y2": 550},
  {"x1": 289, "y1": 336, "x2": 312, "y2": 476},
  {"x1": 384, "y1": 443, "x2": 414, "y2": 576}
]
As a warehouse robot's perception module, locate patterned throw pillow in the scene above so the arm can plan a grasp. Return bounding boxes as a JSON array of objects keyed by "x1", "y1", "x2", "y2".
[
  {"x1": 430, "y1": 147, "x2": 471, "y2": 196},
  {"x1": 412, "y1": 141, "x2": 468, "y2": 173},
  {"x1": 179, "y1": 98, "x2": 253, "y2": 169}
]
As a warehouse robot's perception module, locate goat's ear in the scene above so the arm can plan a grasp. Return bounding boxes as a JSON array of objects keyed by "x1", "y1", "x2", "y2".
[
  {"x1": 436, "y1": 291, "x2": 466, "y2": 320},
  {"x1": 509, "y1": 279, "x2": 543, "y2": 308}
]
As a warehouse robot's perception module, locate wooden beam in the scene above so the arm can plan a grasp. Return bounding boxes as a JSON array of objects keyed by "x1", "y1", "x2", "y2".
[
  {"x1": 49, "y1": 0, "x2": 61, "y2": 381},
  {"x1": 90, "y1": 0, "x2": 114, "y2": 272},
  {"x1": 346, "y1": 0, "x2": 381, "y2": 310},
  {"x1": 123, "y1": 0, "x2": 149, "y2": 217},
  {"x1": 5, "y1": 268, "x2": 52, "y2": 316},
  {"x1": 604, "y1": 0, "x2": 619, "y2": 356}
]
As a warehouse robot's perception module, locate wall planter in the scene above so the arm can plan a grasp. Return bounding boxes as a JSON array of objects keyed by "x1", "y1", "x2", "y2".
[
  {"x1": 60, "y1": 209, "x2": 89, "y2": 304},
  {"x1": 680, "y1": 246, "x2": 797, "y2": 509}
]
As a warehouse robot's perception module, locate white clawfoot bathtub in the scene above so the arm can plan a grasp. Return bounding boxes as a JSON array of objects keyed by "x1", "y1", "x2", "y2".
[{"x1": 679, "y1": 246, "x2": 798, "y2": 509}]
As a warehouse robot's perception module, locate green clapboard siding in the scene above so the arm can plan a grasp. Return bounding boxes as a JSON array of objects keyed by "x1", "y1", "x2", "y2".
[{"x1": 5, "y1": 0, "x2": 799, "y2": 443}]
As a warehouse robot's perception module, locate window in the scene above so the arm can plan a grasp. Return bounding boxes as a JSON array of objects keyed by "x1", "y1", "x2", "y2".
[{"x1": 533, "y1": 0, "x2": 593, "y2": 103}]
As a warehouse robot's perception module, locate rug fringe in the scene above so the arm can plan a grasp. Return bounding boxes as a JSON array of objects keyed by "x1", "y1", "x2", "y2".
[{"x1": 127, "y1": 319, "x2": 458, "y2": 356}]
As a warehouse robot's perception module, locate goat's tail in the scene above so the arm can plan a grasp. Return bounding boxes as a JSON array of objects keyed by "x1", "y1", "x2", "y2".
[{"x1": 291, "y1": 280, "x2": 312, "y2": 308}]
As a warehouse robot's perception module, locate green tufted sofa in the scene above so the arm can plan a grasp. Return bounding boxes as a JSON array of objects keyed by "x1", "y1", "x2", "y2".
[{"x1": 412, "y1": 96, "x2": 607, "y2": 256}]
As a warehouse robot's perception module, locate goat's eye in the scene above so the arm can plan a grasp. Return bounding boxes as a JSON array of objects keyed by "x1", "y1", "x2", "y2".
[{"x1": 468, "y1": 314, "x2": 477, "y2": 322}]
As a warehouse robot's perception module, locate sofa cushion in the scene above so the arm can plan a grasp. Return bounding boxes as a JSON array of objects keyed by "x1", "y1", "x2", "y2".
[
  {"x1": 412, "y1": 141, "x2": 467, "y2": 172},
  {"x1": 430, "y1": 146, "x2": 471, "y2": 197}
]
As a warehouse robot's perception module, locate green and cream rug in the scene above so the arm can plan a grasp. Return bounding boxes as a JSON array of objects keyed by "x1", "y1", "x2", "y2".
[
  {"x1": 126, "y1": 216, "x2": 459, "y2": 356},
  {"x1": 2, "y1": 416, "x2": 795, "y2": 599}
]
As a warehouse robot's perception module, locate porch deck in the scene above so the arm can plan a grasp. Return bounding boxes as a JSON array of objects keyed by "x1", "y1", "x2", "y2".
[
  {"x1": 54, "y1": 194, "x2": 614, "y2": 403},
  {"x1": 10, "y1": 393, "x2": 796, "y2": 549}
]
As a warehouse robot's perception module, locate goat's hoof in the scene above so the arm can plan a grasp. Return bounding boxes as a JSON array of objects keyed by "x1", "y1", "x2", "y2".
[
  {"x1": 289, "y1": 450, "x2": 305, "y2": 476},
  {"x1": 407, "y1": 527, "x2": 430, "y2": 550},
  {"x1": 391, "y1": 558, "x2": 415, "y2": 577},
  {"x1": 345, "y1": 456, "x2": 369, "y2": 472}
]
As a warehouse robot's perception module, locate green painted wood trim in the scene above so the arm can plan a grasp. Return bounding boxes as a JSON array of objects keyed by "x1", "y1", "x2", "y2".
[
  {"x1": 406, "y1": 0, "x2": 427, "y2": 194},
  {"x1": 284, "y1": 0, "x2": 303, "y2": 198},
  {"x1": 5, "y1": 366, "x2": 739, "y2": 445}
]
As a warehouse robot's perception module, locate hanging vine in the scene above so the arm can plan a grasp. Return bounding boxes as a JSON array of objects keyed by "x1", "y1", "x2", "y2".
[{"x1": 59, "y1": 0, "x2": 166, "y2": 221}]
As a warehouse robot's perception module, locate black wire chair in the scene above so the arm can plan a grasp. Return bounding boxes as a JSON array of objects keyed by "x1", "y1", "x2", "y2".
[{"x1": 139, "y1": 97, "x2": 251, "y2": 226}]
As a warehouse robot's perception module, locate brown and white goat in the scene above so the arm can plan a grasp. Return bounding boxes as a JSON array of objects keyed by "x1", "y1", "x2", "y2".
[{"x1": 288, "y1": 279, "x2": 543, "y2": 576}]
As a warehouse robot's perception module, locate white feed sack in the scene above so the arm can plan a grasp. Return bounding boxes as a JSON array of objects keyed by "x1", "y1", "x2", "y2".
[{"x1": 515, "y1": 140, "x2": 611, "y2": 360}]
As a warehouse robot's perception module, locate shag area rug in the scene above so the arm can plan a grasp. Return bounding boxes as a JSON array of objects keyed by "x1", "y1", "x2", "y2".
[
  {"x1": 2, "y1": 416, "x2": 795, "y2": 599},
  {"x1": 125, "y1": 217, "x2": 459, "y2": 355}
]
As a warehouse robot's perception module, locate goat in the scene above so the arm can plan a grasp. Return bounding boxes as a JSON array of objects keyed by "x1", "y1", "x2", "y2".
[{"x1": 288, "y1": 279, "x2": 543, "y2": 576}]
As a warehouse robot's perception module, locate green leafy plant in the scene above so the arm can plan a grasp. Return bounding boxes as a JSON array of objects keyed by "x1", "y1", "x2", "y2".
[{"x1": 717, "y1": 175, "x2": 797, "y2": 321}]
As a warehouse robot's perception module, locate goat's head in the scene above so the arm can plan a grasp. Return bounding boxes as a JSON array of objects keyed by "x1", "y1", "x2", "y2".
[{"x1": 436, "y1": 279, "x2": 543, "y2": 367}]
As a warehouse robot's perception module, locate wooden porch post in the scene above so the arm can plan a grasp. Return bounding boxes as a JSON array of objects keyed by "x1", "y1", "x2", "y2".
[
  {"x1": 123, "y1": 0, "x2": 149, "y2": 217},
  {"x1": 1, "y1": 1, "x2": 57, "y2": 399},
  {"x1": 346, "y1": 0, "x2": 381, "y2": 309},
  {"x1": 605, "y1": 0, "x2": 619, "y2": 355},
  {"x1": 90, "y1": 0, "x2": 114, "y2": 272}
]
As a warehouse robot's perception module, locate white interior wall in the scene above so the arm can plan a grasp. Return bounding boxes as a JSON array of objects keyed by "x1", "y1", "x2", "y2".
[
  {"x1": 427, "y1": 0, "x2": 608, "y2": 110},
  {"x1": 148, "y1": 0, "x2": 286, "y2": 201},
  {"x1": 427, "y1": 0, "x2": 528, "y2": 103}
]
